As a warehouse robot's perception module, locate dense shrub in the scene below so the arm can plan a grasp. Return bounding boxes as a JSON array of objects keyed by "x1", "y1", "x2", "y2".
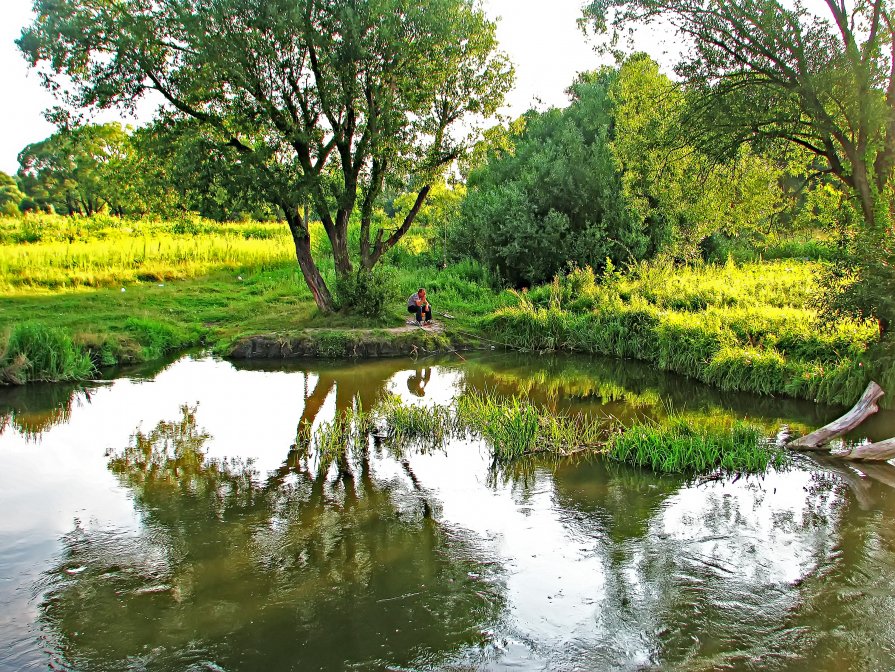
[{"x1": 335, "y1": 267, "x2": 398, "y2": 318}]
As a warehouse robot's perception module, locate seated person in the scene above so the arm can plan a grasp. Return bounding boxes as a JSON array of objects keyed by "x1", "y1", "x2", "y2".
[{"x1": 407, "y1": 287, "x2": 433, "y2": 325}]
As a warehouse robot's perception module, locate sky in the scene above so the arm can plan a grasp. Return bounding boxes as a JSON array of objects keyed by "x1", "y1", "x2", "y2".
[{"x1": 0, "y1": 0, "x2": 673, "y2": 175}]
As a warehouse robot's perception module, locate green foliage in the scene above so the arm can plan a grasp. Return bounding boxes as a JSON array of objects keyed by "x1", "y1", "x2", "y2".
[
  {"x1": 20, "y1": 0, "x2": 513, "y2": 311},
  {"x1": 335, "y1": 266, "x2": 398, "y2": 318},
  {"x1": 0, "y1": 322, "x2": 94, "y2": 384},
  {"x1": 0, "y1": 172, "x2": 25, "y2": 216},
  {"x1": 609, "y1": 54, "x2": 783, "y2": 262},
  {"x1": 455, "y1": 55, "x2": 783, "y2": 285},
  {"x1": 484, "y1": 261, "x2": 881, "y2": 406},
  {"x1": 607, "y1": 418, "x2": 786, "y2": 474},
  {"x1": 456, "y1": 69, "x2": 648, "y2": 286},
  {"x1": 17, "y1": 123, "x2": 136, "y2": 216}
]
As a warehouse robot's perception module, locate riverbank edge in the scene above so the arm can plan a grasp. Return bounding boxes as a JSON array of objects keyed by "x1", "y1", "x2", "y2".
[
  {"x1": 3, "y1": 311, "x2": 891, "y2": 412},
  {"x1": 226, "y1": 327, "x2": 477, "y2": 360}
]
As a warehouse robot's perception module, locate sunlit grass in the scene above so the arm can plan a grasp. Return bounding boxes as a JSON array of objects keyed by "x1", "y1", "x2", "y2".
[
  {"x1": 484, "y1": 261, "x2": 882, "y2": 406},
  {"x1": 0, "y1": 214, "x2": 294, "y2": 291}
]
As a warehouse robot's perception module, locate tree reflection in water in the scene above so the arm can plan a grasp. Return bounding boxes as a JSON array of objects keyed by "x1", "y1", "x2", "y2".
[
  {"x1": 0, "y1": 381, "x2": 98, "y2": 440},
  {"x1": 39, "y1": 402, "x2": 503, "y2": 672}
]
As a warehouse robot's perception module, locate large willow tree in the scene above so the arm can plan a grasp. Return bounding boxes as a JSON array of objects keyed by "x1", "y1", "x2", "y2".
[
  {"x1": 19, "y1": 0, "x2": 512, "y2": 311},
  {"x1": 584, "y1": 0, "x2": 895, "y2": 333}
]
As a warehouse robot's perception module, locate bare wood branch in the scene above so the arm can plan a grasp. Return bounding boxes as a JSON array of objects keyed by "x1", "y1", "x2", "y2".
[
  {"x1": 840, "y1": 437, "x2": 895, "y2": 462},
  {"x1": 789, "y1": 382, "x2": 885, "y2": 449}
]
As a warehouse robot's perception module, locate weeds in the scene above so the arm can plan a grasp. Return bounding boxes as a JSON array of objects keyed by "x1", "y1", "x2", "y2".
[
  {"x1": 607, "y1": 417, "x2": 787, "y2": 474},
  {"x1": 0, "y1": 322, "x2": 94, "y2": 384}
]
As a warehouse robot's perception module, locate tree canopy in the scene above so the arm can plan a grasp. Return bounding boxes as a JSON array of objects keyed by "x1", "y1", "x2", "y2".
[
  {"x1": 455, "y1": 56, "x2": 781, "y2": 286},
  {"x1": 584, "y1": 0, "x2": 895, "y2": 331},
  {"x1": 20, "y1": 0, "x2": 513, "y2": 311},
  {"x1": 0, "y1": 172, "x2": 25, "y2": 217},
  {"x1": 17, "y1": 123, "x2": 133, "y2": 216}
]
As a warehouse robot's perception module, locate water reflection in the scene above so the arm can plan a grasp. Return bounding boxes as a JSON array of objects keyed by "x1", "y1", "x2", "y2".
[
  {"x1": 0, "y1": 381, "x2": 99, "y2": 440},
  {"x1": 407, "y1": 367, "x2": 433, "y2": 398},
  {"x1": 2, "y1": 354, "x2": 895, "y2": 670},
  {"x1": 39, "y1": 405, "x2": 503, "y2": 671}
]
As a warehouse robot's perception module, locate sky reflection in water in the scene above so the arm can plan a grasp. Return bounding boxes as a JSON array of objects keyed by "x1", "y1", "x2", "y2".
[{"x1": 1, "y1": 353, "x2": 894, "y2": 671}]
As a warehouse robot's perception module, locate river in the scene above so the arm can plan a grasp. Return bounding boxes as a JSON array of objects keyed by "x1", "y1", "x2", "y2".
[{"x1": 1, "y1": 353, "x2": 894, "y2": 671}]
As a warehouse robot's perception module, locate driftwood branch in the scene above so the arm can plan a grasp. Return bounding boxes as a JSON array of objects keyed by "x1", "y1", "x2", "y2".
[
  {"x1": 840, "y1": 437, "x2": 895, "y2": 462},
  {"x1": 788, "y1": 381, "x2": 885, "y2": 450}
]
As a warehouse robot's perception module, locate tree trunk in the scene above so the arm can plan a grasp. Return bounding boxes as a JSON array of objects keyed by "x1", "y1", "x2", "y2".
[
  {"x1": 788, "y1": 381, "x2": 885, "y2": 449},
  {"x1": 332, "y1": 210, "x2": 353, "y2": 280},
  {"x1": 285, "y1": 210, "x2": 335, "y2": 313},
  {"x1": 851, "y1": 161, "x2": 877, "y2": 228},
  {"x1": 364, "y1": 184, "x2": 431, "y2": 270}
]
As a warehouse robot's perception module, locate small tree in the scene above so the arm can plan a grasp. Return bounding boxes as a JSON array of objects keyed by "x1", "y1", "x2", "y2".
[
  {"x1": 0, "y1": 172, "x2": 25, "y2": 216},
  {"x1": 20, "y1": 0, "x2": 512, "y2": 312},
  {"x1": 17, "y1": 123, "x2": 132, "y2": 216}
]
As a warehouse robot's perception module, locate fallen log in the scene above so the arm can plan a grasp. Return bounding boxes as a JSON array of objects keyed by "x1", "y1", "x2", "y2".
[
  {"x1": 840, "y1": 438, "x2": 895, "y2": 463},
  {"x1": 789, "y1": 382, "x2": 885, "y2": 450}
]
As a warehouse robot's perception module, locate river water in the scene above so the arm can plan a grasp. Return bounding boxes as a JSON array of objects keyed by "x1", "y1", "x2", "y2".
[{"x1": 1, "y1": 353, "x2": 894, "y2": 671}]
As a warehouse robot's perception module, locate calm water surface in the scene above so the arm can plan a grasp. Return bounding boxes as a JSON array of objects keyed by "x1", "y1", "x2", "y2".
[{"x1": 1, "y1": 353, "x2": 895, "y2": 671}]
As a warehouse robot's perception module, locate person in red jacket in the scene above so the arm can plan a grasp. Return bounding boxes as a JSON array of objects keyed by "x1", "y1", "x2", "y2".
[{"x1": 407, "y1": 288, "x2": 432, "y2": 325}]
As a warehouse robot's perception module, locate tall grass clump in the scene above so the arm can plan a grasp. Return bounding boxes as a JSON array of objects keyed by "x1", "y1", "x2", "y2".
[
  {"x1": 377, "y1": 397, "x2": 455, "y2": 452},
  {"x1": 607, "y1": 417, "x2": 786, "y2": 474},
  {"x1": 456, "y1": 390, "x2": 606, "y2": 461},
  {"x1": 0, "y1": 322, "x2": 94, "y2": 384}
]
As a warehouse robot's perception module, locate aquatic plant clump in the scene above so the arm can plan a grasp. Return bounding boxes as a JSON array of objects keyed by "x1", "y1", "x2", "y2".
[
  {"x1": 607, "y1": 418, "x2": 787, "y2": 474},
  {"x1": 456, "y1": 390, "x2": 605, "y2": 461}
]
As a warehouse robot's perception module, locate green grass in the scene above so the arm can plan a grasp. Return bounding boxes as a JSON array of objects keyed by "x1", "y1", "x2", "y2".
[
  {"x1": 0, "y1": 213, "x2": 295, "y2": 291},
  {"x1": 484, "y1": 261, "x2": 883, "y2": 406},
  {"x1": 0, "y1": 322, "x2": 95, "y2": 383},
  {"x1": 607, "y1": 417, "x2": 786, "y2": 474}
]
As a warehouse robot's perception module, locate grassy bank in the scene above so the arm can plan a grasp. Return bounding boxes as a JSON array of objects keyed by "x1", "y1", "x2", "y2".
[
  {"x1": 0, "y1": 213, "x2": 510, "y2": 382},
  {"x1": 1, "y1": 213, "x2": 892, "y2": 408},
  {"x1": 484, "y1": 262, "x2": 888, "y2": 406}
]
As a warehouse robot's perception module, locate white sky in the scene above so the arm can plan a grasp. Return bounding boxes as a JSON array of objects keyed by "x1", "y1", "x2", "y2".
[{"x1": 0, "y1": 0, "x2": 676, "y2": 175}]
